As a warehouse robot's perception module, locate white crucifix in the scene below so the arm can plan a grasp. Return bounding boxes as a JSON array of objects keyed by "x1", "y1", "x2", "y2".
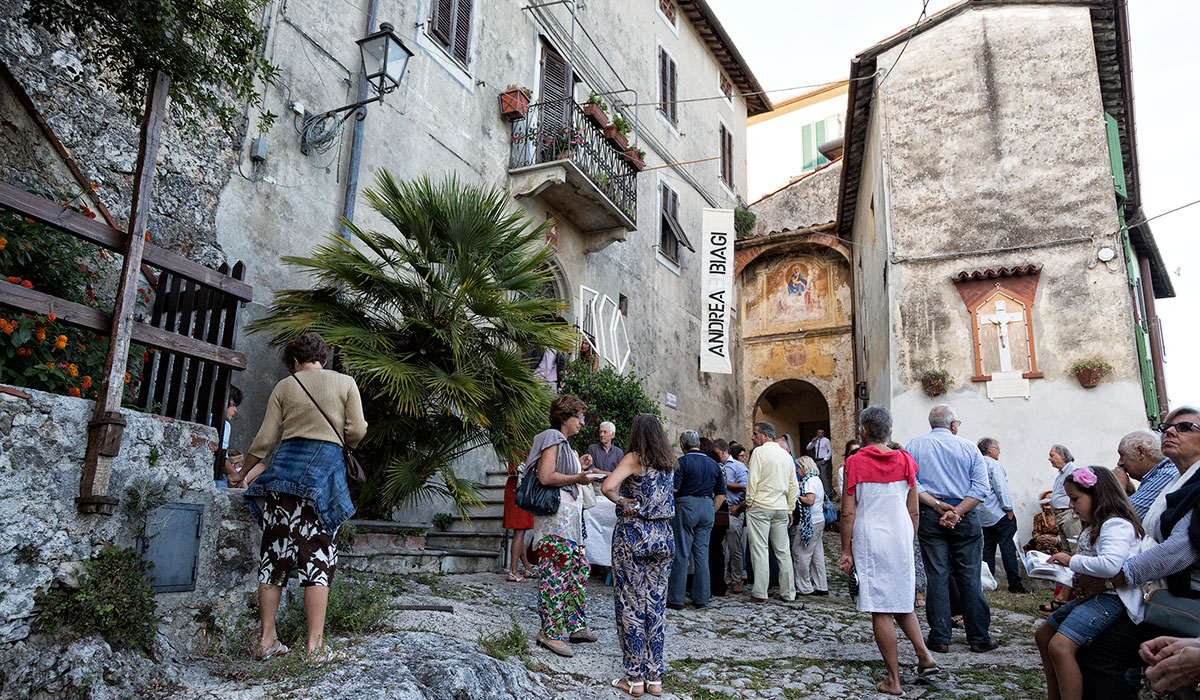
[{"x1": 981, "y1": 299, "x2": 1025, "y2": 373}]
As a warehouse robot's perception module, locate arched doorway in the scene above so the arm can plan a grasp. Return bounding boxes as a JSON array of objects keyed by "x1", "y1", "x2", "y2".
[{"x1": 752, "y1": 378, "x2": 830, "y2": 461}]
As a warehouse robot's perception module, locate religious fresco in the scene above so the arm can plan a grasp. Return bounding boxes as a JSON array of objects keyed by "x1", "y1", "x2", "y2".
[{"x1": 742, "y1": 253, "x2": 848, "y2": 337}]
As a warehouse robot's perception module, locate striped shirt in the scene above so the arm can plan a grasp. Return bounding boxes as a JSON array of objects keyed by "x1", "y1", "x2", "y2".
[
  {"x1": 1124, "y1": 511, "x2": 1200, "y2": 594},
  {"x1": 1129, "y1": 459, "x2": 1180, "y2": 518}
]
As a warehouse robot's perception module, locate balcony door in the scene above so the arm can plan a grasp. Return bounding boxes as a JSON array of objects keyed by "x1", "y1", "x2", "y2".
[{"x1": 538, "y1": 43, "x2": 574, "y2": 161}]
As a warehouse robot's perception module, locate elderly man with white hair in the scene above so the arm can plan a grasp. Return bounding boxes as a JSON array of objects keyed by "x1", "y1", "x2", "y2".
[
  {"x1": 583, "y1": 420, "x2": 626, "y2": 572},
  {"x1": 906, "y1": 404, "x2": 997, "y2": 653},
  {"x1": 1114, "y1": 429, "x2": 1178, "y2": 518}
]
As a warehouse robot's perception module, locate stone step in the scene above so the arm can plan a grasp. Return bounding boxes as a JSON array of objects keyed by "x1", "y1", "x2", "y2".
[
  {"x1": 340, "y1": 547, "x2": 501, "y2": 575},
  {"x1": 425, "y1": 530, "x2": 505, "y2": 552},
  {"x1": 443, "y1": 514, "x2": 506, "y2": 534},
  {"x1": 347, "y1": 519, "x2": 428, "y2": 534}
]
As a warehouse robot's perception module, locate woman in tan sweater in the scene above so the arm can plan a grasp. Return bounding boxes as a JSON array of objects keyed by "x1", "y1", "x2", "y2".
[{"x1": 241, "y1": 333, "x2": 367, "y2": 661}]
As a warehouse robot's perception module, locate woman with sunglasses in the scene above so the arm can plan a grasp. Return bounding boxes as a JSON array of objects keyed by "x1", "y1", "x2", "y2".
[
  {"x1": 1073, "y1": 405, "x2": 1200, "y2": 698},
  {"x1": 523, "y1": 393, "x2": 602, "y2": 656}
]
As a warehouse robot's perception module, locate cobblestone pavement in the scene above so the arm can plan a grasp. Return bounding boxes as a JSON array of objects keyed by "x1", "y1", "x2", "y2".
[{"x1": 194, "y1": 533, "x2": 1050, "y2": 699}]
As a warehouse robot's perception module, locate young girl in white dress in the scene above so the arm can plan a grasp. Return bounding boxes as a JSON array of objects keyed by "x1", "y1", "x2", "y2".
[{"x1": 1035, "y1": 466, "x2": 1144, "y2": 700}]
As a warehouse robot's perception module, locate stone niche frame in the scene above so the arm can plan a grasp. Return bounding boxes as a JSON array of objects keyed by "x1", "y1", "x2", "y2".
[{"x1": 953, "y1": 265, "x2": 1045, "y2": 388}]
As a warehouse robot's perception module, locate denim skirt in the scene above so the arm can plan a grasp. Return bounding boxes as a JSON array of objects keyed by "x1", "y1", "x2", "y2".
[{"x1": 244, "y1": 438, "x2": 354, "y2": 535}]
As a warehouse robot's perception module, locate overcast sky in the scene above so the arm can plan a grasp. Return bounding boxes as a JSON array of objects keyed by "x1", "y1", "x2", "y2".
[{"x1": 709, "y1": 0, "x2": 1198, "y2": 408}]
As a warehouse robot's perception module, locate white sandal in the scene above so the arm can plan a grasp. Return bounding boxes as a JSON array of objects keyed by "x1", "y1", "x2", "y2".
[
  {"x1": 646, "y1": 680, "x2": 663, "y2": 696},
  {"x1": 611, "y1": 678, "x2": 645, "y2": 696}
]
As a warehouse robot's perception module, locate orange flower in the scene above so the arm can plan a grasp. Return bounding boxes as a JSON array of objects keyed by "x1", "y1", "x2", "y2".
[
  {"x1": 123, "y1": 372, "x2": 131, "y2": 384},
  {"x1": 20, "y1": 279, "x2": 32, "y2": 289},
  {"x1": 34, "y1": 327, "x2": 45, "y2": 342},
  {"x1": 80, "y1": 375, "x2": 92, "y2": 389},
  {"x1": 90, "y1": 182, "x2": 99, "y2": 191},
  {"x1": 55, "y1": 335, "x2": 67, "y2": 349},
  {"x1": 46, "y1": 313, "x2": 55, "y2": 322},
  {"x1": 0, "y1": 320, "x2": 13, "y2": 334},
  {"x1": 16, "y1": 347, "x2": 31, "y2": 357},
  {"x1": 45, "y1": 362, "x2": 54, "y2": 369},
  {"x1": 5, "y1": 276, "x2": 17, "y2": 284},
  {"x1": 67, "y1": 364, "x2": 79, "y2": 377},
  {"x1": 68, "y1": 387, "x2": 81, "y2": 398},
  {"x1": 0, "y1": 236, "x2": 6, "y2": 251}
]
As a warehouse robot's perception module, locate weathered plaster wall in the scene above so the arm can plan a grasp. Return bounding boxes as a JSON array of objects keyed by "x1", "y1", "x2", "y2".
[
  {"x1": 750, "y1": 160, "x2": 841, "y2": 235},
  {"x1": 0, "y1": 385, "x2": 258, "y2": 649},
  {"x1": 855, "y1": 5, "x2": 1149, "y2": 535}
]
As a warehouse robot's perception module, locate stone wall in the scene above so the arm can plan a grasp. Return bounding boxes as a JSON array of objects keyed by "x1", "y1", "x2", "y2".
[{"x1": 0, "y1": 384, "x2": 259, "y2": 652}]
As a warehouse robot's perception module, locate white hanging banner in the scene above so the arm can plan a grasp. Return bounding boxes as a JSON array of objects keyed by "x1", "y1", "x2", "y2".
[{"x1": 700, "y1": 208, "x2": 734, "y2": 374}]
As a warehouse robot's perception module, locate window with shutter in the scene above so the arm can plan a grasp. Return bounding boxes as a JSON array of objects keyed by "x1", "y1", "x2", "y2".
[
  {"x1": 539, "y1": 44, "x2": 572, "y2": 158},
  {"x1": 430, "y1": 0, "x2": 473, "y2": 66},
  {"x1": 719, "y1": 124, "x2": 733, "y2": 187},
  {"x1": 660, "y1": 183, "x2": 679, "y2": 263},
  {"x1": 658, "y1": 48, "x2": 678, "y2": 127}
]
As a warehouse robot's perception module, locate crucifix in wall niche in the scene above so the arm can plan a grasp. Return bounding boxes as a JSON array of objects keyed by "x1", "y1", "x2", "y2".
[{"x1": 981, "y1": 299, "x2": 1024, "y2": 373}]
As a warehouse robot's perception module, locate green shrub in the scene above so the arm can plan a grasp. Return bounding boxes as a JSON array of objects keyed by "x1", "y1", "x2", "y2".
[
  {"x1": 734, "y1": 206, "x2": 757, "y2": 239},
  {"x1": 274, "y1": 574, "x2": 395, "y2": 643},
  {"x1": 1070, "y1": 359, "x2": 1114, "y2": 374},
  {"x1": 34, "y1": 546, "x2": 158, "y2": 651},
  {"x1": 478, "y1": 614, "x2": 529, "y2": 660},
  {"x1": 561, "y1": 361, "x2": 663, "y2": 453},
  {"x1": 432, "y1": 512, "x2": 455, "y2": 530}
]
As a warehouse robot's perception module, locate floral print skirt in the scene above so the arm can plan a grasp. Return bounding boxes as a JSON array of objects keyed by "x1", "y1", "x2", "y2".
[
  {"x1": 258, "y1": 491, "x2": 338, "y2": 588},
  {"x1": 536, "y1": 534, "x2": 589, "y2": 641}
]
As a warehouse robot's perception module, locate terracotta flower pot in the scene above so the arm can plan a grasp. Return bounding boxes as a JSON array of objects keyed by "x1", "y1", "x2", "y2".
[
  {"x1": 1075, "y1": 368, "x2": 1104, "y2": 388},
  {"x1": 622, "y1": 148, "x2": 645, "y2": 171},
  {"x1": 498, "y1": 89, "x2": 531, "y2": 122},
  {"x1": 603, "y1": 124, "x2": 629, "y2": 150},
  {"x1": 583, "y1": 101, "x2": 608, "y2": 127},
  {"x1": 921, "y1": 374, "x2": 950, "y2": 398}
]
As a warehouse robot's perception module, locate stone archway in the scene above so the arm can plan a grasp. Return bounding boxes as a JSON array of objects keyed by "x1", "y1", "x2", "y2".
[{"x1": 752, "y1": 379, "x2": 831, "y2": 456}]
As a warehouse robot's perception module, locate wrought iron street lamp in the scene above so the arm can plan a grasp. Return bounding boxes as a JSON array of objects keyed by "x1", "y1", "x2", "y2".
[{"x1": 300, "y1": 22, "x2": 414, "y2": 154}]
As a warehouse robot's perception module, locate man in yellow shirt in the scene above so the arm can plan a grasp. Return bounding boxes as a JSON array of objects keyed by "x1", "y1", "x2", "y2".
[{"x1": 745, "y1": 421, "x2": 799, "y2": 602}]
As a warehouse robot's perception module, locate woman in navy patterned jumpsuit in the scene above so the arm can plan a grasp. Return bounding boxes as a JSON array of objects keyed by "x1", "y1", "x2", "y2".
[{"x1": 602, "y1": 413, "x2": 677, "y2": 697}]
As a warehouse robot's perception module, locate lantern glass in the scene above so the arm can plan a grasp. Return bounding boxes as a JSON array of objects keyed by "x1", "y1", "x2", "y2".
[{"x1": 357, "y1": 23, "x2": 412, "y2": 95}]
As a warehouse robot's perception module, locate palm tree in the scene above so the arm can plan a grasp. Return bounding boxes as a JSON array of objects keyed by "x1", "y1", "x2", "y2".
[{"x1": 249, "y1": 172, "x2": 576, "y2": 517}]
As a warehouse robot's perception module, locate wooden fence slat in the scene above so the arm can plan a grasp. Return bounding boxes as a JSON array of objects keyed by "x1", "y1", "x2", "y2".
[
  {"x1": 0, "y1": 282, "x2": 246, "y2": 371},
  {"x1": 179, "y1": 284, "x2": 212, "y2": 422},
  {"x1": 164, "y1": 279, "x2": 197, "y2": 419},
  {"x1": 0, "y1": 182, "x2": 253, "y2": 302},
  {"x1": 151, "y1": 273, "x2": 182, "y2": 412}
]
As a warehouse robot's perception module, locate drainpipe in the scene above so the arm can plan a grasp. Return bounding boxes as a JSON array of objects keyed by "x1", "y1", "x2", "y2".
[
  {"x1": 1139, "y1": 256, "x2": 1169, "y2": 420},
  {"x1": 339, "y1": 0, "x2": 379, "y2": 242}
]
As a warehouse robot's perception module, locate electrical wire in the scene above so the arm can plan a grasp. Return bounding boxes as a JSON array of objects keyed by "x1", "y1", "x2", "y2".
[
  {"x1": 613, "y1": 79, "x2": 873, "y2": 110},
  {"x1": 1115, "y1": 197, "x2": 1200, "y2": 236},
  {"x1": 877, "y1": 0, "x2": 932, "y2": 88}
]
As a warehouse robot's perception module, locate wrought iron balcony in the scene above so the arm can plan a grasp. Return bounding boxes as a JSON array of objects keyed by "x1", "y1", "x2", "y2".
[{"x1": 508, "y1": 100, "x2": 637, "y2": 248}]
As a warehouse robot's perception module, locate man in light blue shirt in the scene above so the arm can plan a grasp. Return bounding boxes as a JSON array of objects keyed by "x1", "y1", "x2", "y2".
[
  {"x1": 718, "y1": 440, "x2": 749, "y2": 593},
  {"x1": 906, "y1": 404, "x2": 996, "y2": 653},
  {"x1": 976, "y1": 438, "x2": 1028, "y2": 594}
]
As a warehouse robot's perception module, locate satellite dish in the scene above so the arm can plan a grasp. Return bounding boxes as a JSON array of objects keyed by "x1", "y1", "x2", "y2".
[{"x1": 1097, "y1": 247, "x2": 1116, "y2": 262}]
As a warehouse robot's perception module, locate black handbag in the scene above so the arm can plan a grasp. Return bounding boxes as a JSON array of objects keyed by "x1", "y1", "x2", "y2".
[
  {"x1": 515, "y1": 462, "x2": 559, "y2": 516},
  {"x1": 291, "y1": 373, "x2": 367, "y2": 488},
  {"x1": 1145, "y1": 588, "x2": 1200, "y2": 637}
]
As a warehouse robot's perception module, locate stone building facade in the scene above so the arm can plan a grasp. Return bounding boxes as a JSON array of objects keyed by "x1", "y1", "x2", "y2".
[
  {"x1": 1, "y1": 1, "x2": 769, "y2": 521},
  {"x1": 836, "y1": 0, "x2": 1172, "y2": 522}
]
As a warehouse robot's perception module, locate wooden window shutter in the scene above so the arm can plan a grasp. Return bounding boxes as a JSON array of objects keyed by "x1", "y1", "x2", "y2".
[
  {"x1": 541, "y1": 45, "x2": 570, "y2": 130},
  {"x1": 725, "y1": 128, "x2": 734, "y2": 185},
  {"x1": 431, "y1": 0, "x2": 454, "y2": 45},
  {"x1": 668, "y1": 58, "x2": 678, "y2": 124},
  {"x1": 452, "y1": 0, "x2": 473, "y2": 64},
  {"x1": 659, "y1": 49, "x2": 669, "y2": 119}
]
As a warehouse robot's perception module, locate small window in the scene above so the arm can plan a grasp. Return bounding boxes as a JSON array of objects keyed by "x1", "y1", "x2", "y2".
[
  {"x1": 658, "y1": 48, "x2": 678, "y2": 126},
  {"x1": 619, "y1": 294, "x2": 628, "y2": 316},
  {"x1": 431, "y1": 0, "x2": 473, "y2": 66},
  {"x1": 658, "y1": 0, "x2": 677, "y2": 26},
  {"x1": 719, "y1": 73, "x2": 733, "y2": 103},
  {"x1": 800, "y1": 114, "x2": 842, "y2": 172},
  {"x1": 718, "y1": 123, "x2": 734, "y2": 188},
  {"x1": 658, "y1": 182, "x2": 693, "y2": 263}
]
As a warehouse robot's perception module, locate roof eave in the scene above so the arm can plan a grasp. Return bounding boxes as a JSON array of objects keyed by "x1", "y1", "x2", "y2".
[{"x1": 676, "y1": 0, "x2": 772, "y2": 115}]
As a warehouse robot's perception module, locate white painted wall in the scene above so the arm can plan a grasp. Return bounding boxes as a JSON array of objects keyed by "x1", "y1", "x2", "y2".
[{"x1": 747, "y1": 92, "x2": 846, "y2": 202}]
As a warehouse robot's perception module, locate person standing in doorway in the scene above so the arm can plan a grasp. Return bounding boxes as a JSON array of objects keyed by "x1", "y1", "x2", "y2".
[
  {"x1": 808, "y1": 428, "x2": 833, "y2": 496},
  {"x1": 667, "y1": 430, "x2": 726, "y2": 609},
  {"x1": 745, "y1": 421, "x2": 799, "y2": 603},
  {"x1": 718, "y1": 439, "x2": 748, "y2": 594}
]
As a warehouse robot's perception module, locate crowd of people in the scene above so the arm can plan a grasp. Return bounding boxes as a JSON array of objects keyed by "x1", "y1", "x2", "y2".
[{"x1": 223, "y1": 331, "x2": 1200, "y2": 698}]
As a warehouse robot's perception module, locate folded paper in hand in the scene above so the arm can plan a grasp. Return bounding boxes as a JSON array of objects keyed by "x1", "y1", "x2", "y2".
[{"x1": 1023, "y1": 550, "x2": 1075, "y2": 586}]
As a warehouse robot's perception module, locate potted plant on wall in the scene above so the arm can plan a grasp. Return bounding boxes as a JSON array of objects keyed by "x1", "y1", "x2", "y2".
[
  {"x1": 499, "y1": 85, "x2": 532, "y2": 121},
  {"x1": 622, "y1": 146, "x2": 646, "y2": 171},
  {"x1": 1070, "y1": 359, "x2": 1113, "y2": 388},
  {"x1": 604, "y1": 115, "x2": 631, "y2": 150},
  {"x1": 921, "y1": 369, "x2": 952, "y2": 398},
  {"x1": 584, "y1": 92, "x2": 609, "y2": 127}
]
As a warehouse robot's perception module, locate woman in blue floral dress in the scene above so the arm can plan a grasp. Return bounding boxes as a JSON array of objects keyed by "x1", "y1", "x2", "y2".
[{"x1": 602, "y1": 413, "x2": 677, "y2": 697}]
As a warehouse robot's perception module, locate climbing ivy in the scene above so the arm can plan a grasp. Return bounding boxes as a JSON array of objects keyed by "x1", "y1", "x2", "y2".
[{"x1": 34, "y1": 546, "x2": 159, "y2": 651}]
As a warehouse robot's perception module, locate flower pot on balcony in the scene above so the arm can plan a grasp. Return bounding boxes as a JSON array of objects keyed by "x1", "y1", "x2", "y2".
[
  {"x1": 583, "y1": 101, "x2": 609, "y2": 128},
  {"x1": 603, "y1": 124, "x2": 629, "y2": 151},
  {"x1": 498, "y1": 88, "x2": 531, "y2": 122},
  {"x1": 622, "y1": 148, "x2": 645, "y2": 171}
]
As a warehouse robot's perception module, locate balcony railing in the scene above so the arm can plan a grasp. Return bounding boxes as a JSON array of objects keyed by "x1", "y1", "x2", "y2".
[{"x1": 509, "y1": 100, "x2": 637, "y2": 225}]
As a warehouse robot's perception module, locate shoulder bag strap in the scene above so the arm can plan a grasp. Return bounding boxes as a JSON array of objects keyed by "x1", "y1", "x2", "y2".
[{"x1": 290, "y1": 372, "x2": 347, "y2": 448}]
